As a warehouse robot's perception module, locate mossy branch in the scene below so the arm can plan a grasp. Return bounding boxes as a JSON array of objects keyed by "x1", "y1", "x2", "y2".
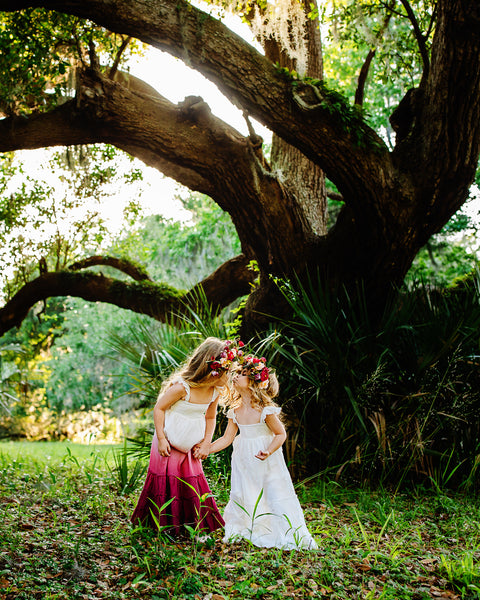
[
  {"x1": 275, "y1": 64, "x2": 386, "y2": 153},
  {"x1": 68, "y1": 255, "x2": 152, "y2": 281},
  {"x1": 0, "y1": 255, "x2": 256, "y2": 336}
]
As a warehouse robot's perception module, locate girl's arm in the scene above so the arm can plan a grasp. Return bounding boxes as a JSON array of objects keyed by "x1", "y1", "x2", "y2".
[
  {"x1": 255, "y1": 414, "x2": 287, "y2": 460},
  {"x1": 209, "y1": 419, "x2": 238, "y2": 454},
  {"x1": 153, "y1": 383, "x2": 185, "y2": 457},
  {"x1": 193, "y1": 398, "x2": 219, "y2": 459}
]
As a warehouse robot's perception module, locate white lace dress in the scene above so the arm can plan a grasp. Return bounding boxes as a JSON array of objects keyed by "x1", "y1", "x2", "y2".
[
  {"x1": 223, "y1": 406, "x2": 317, "y2": 550},
  {"x1": 163, "y1": 378, "x2": 218, "y2": 453}
]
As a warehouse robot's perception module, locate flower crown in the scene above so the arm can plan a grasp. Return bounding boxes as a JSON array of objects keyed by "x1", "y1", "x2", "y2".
[
  {"x1": 206, "y1": 339, "x2": 245, "y2": 377},
  {"x1": 237, "y1": 354, "x2": 270, "y2": 390}
]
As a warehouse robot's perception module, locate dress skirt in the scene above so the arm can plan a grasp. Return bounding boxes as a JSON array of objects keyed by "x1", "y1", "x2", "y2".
[
  {"x1": 131, "y1": 436, "x2": 225, "y2": 537},
  {"x1": 223, "y1": 408, "x2": 317, "y2": 550}
]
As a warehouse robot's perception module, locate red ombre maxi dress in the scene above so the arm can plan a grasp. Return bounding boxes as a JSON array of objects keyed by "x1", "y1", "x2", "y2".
[{"x1": 131, "y1": 379, "x2": 225, "y2": 537}]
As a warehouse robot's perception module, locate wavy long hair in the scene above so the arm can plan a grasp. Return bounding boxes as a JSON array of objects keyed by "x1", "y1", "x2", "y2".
[
  {"x1": 161, "y1": 337, "x2": 228, "y2": 393},
  {"x1": 225, "y1": 367, "x2": 280, "y2": 411}
]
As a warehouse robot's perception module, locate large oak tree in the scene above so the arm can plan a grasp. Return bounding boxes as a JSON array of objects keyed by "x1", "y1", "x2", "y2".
[{"x1": 0, "y1": 0, "x2": 479, "y2": 336}]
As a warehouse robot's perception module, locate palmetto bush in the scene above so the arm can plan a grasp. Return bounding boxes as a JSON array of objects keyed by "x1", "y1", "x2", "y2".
[
  {"x1": 106, "y1": 289, "x2": 233, "y2": 465},
  {"x1": 108, "y1": 276, "x2": 480, "y2": 490},
  {"x1": 270, "y1": 274, "x2": 480, "y2": 489},
  {"x1": 108, "y1": 289, "x2": 231, "y2": 406}
]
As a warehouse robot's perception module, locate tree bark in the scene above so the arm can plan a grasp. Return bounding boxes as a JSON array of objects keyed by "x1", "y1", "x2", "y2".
[
  {"x1": 0, "y1": 0, "x2": 478, "y2": 338},
  {"x1": 0, "y1": 0, "x2": 390, "y2": 198},
  {"x1": 0, "y1": 255, "x2": 256, "y2": 336}
]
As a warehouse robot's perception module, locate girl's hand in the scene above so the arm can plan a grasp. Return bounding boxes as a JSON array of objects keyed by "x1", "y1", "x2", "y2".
[
  {"x1": 157, "y1": 437, "x2": 171, "y2": 457},
  {"x1": 193, "y1": 441, "x2": 210, "y2": 460},
  {"x1": 255, "y1": 450, "x2": 270, "y2": 461}
]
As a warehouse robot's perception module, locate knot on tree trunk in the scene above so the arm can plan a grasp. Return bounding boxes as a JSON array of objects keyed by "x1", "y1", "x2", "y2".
[
  {"x1": 178, "y1": 95, "x2": 212, "y2": 124},
  {"x1": 76, "y1": 68, "x2": 107, "y2": 116}
]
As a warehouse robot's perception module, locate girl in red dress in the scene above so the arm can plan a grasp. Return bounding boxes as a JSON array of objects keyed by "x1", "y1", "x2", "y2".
[{"x1": 131, "y1": 337, "x2": 237, "y2": 538}]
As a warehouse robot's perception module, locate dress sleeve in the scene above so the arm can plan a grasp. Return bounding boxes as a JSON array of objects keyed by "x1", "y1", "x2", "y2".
[
  {"x1": 226, "y1": 408, "x2": 237, "y2": 422},
  {"x1": 261, "y1": 406, "x2": 281, "y2": 422},
  {"x1": 176, "y1": 378, "x2": 190, "y2": 401}
]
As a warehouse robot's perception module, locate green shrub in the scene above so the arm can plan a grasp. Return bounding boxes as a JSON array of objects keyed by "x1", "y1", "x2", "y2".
[{"x1": 268, "y1": 273, "x2": 480, "y2": 489}]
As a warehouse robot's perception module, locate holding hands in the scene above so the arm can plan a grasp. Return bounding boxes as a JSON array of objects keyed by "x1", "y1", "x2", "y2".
[
  {"x1": 157, "y1": 436, "x2": 171, "y2": 457},
  {"x1": 193, "y1": 440, "x2": 211, "y2": 460}
]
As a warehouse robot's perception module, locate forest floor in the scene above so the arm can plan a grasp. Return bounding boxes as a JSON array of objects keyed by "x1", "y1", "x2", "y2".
[{"x1": 0, "y1": 441, "x2": 479, "y2": 600}]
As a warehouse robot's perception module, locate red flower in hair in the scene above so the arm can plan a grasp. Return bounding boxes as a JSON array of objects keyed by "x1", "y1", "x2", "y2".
[
  {"x1": 206, "y1": 339, "x2": 245, "y2": 376},
  {"x1": 260, "y1": 367, "x2": 269, "y2": 381}
]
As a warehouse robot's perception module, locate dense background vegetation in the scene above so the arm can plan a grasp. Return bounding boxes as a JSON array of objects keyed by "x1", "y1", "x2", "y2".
[{"x1": 1, "y1": 149, "x2": 479, "y2": 490}]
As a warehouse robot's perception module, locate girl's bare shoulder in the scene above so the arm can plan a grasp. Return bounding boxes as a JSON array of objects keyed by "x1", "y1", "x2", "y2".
[{"x1": 158, "y1": 381, "x2": 187, "y2": 404}]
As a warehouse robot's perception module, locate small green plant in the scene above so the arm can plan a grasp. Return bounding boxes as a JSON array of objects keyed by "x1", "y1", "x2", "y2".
[
  {"x1": 177, "y1": 476, "x2": 218, "y2": 544},
  {"x1": 353, "y1": 506, "x2": 395, "y2": 557},
  {"x1": 232, "y1": 488, "x2": 275, "y2": 545},
  {"x1": 110, "y1": 438, "x2": 147, "y2": 494},
  {"x1": 439, "y1": 552, "x2": 480, "y2": 597},
  {"x1": 283, "y1": 512, "x2": 309, "y2": 549}
]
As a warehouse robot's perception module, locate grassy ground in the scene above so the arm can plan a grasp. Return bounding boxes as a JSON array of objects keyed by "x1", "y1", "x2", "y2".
[{"x1": 0, "y1": 441, "x2": 479, "y2": 600}]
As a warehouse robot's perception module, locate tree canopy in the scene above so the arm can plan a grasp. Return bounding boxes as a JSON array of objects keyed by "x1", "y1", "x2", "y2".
[{"x1": 0, "y1": 0, "x2": 479, "y2": 336}]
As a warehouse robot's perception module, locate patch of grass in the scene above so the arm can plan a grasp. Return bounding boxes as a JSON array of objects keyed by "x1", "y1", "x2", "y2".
[
  {"x1": 0, "y1": 442, "x2": 479, "y2": 599},
  {"x1": 0, "y1": 440, "x2": 119, "y2": 462}
]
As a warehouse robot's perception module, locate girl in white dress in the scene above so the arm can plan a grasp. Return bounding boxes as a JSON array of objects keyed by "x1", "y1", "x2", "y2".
[{"x1": 208, "y1": 355, "x2": 317, "y2": 550}]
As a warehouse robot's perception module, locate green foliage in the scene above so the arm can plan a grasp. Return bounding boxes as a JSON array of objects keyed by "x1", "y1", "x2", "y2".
[
  {"x1": 440, "y1": 553, "x2": 480, "y2": 596},
  {"x1": 110, "y1": 193, "x2": 241, "y2": 288},
  {"x1": 275, "y1": 64, "x2": 385, "y2": 151},
  {"x1": 110, "y1": 438, "x2": 148, "y2": 494},
  {"x1": 0, "y1": 298, "x2": 67, "y2": 426},
  {"x1": 267, "y1": 273, "x2": 480, "y2": 488},
  {"x1": 0, "y1": 8, "x2": 144, "y2": 116},
  {"x1": 0, "y1": 9, "x2": 75, "y2": 115},
  {"x1": 42, "y1": 300, "x2": 134, "y2": 414},
  {"x1": 0, "y1": 144, "x2": 146, "y2": 299},
  {"x1": 0, "y1": 340, "x2": 22, "y2": 416},
  {"x1": 0, "y1": 188, "x2": 242, "y2": 439},
  {"x1": 322, "y1": 0, "x2": 435, "y2": 137},
  {"x1": 106, "y1": 287, "x2": 231, "y2": 409},
  {"x1": 406, "y1": 200, "x2": 479, "y2": 287},
  {"x1": 407, "y1": 242, "x2": 477, "y2": 287}
]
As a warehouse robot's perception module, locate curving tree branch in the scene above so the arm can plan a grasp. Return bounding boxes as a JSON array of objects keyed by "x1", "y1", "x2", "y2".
[
  {"x1": 0, "y1": 0, "x2": 389, "y2": 198},
  {"x1": 354, "y1": 3, "x2": 394, "y2": 106},
  {"x1": 0, "y1": 0, "x2": 479, "y2": 329},
  {"x1": 108, "y1": 35, "x2": 131, "y2": 79},
  {"x1": 186, "y1": 255, "x2": 257, "y2": 309},
  {"x1": 0, "y1": 66, "x2": 327, "y2": 273},
  {"x1": 68, "y1": 255, "x2": 152, "y2": 281},
  {"x1": 0, "y1": 255, "x2": 256, "y2": 336},
  {"x1": 0, "y1": 68, "x2": 245, "y2": 199},
  {"x1": 355, "y1": 49, "x2": 376, "y2": 107},
  {"x1": 399, "y1": 0, "x2": 430, "y2": 79}
]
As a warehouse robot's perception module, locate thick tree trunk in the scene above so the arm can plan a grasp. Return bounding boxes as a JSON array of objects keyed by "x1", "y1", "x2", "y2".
[
  {"x1": 0, "y1": 0, "x2": 478, "y2": 342},
  {"x1": 0, "y1": 0, "x2": 479, "y2": 479}
]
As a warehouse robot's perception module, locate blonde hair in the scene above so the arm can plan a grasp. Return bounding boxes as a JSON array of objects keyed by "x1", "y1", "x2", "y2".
[
  {"x1": 161, "y1": 337, "x2": 227, "y2": 393},
  {"x1": 224, "y1": 368, "x2": 280, "y2": 411}
]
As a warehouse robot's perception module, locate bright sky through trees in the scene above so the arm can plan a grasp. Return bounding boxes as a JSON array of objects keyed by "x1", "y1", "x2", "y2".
[{"x1": 11, "y1": 6, "x2": 270, "y2": 233}]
